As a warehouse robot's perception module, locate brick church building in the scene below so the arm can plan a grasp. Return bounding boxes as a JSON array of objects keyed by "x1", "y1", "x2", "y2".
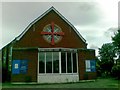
[{"x1": 2, "y1": 7, "x2": 96, "y2": 83}]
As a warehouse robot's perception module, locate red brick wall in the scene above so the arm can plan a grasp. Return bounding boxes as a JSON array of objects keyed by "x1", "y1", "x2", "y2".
[
  {"x1": 11, "y1": 49, "x2": 38, "y2": 82},
  {"x1": 78, "y1": 49, "x2": 96, "y2": 80},
  {"x1": 14, "y1": 10, "x2": 87, "y2": 49}
]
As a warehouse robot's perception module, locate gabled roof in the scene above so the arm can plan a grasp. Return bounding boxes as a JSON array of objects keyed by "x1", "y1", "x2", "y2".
[{"x1": 15, "y1": 6, "x2": 86, "y2": 43}]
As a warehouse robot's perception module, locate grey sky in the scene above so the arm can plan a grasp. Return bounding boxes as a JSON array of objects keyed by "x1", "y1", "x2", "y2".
[{"x1": 1, "y1": 1, "x2": 119, "y2": 55}]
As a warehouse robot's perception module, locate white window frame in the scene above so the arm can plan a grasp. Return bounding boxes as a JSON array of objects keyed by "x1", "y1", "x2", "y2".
[
  {"x1": 71, "y1": 52, "x2": 73, "y2": 73},
  {"x1": 45, "y1": 53, "x2": 46, "y2": 73},
  {"x1": 76, "y1": 53, "x2": 79, "y2": 73},
  {"x1": 38, "y1": 49, "x2": 78, "y2": 75},
  {"x1": 66, "y1": 52, "x2": 67, "y2": 73},
  {"x1": 52, "y1": 52, "x2": 53, "y2": 73},
  {"x1": 59, "y1": 52, "x2": 61, "y2": 74}
]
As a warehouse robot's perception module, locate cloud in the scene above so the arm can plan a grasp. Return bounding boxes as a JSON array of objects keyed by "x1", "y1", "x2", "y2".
[
  {"x1": 89, "y1": 44, "x2": 99, "y2": 49},
  {"x1": 107, "y1": 27, "x2": 118, "y2": 33},
  {"x1": 54, "y1": 2, "x2": 102, "y2": 26},
  {"x1": 77, "y1": 27, "x2": 112, "y2": 49},
  {"x1": 104, "y1": 27, "x2": 118, "y2": 37}
]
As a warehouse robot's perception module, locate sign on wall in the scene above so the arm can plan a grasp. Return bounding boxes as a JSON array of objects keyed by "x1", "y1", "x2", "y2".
[
  {"x1": 12, "y1": 60, "x2": 21, "y2": 74},
  {"x1": 85, "y1": 60, "x2": 96, "y2": 72},
  {"x1": 12, "y1": 60, "x2": 28, "y2": 74}
]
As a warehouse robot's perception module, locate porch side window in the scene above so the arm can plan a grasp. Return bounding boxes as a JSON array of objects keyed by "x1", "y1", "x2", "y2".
[
  {"x1": 73, "y1": 52, "x2": 77, "y2": 73},
  {"x1": 53, "y1": 52, "x2": 59, "y2": 73},
  {"x1": 67, "y1": 52, "x2": 72, "y2": 73},
  {"x1": 61, "y1": 52, "x2": 66, "y2": 73},
  {"x1": 39, "y1": 53, "x2": 45, "y2": 73},
  {"x1": 46, "y1": 52, "x2": 52, "y2": 73}
]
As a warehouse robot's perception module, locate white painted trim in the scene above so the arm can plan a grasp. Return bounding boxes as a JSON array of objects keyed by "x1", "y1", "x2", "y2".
[
  {"x1": 37, "y1": 52, "x2": 39, "y2": 83},
  {"x1": 38, "y1": 73, "x2": 78, "y2": 75},
  {"x1": 76, "y1": 52, "x2": 79, "y2": 73},
  {"x1": 59, "y1": 52, "x2": 61, "y2": 74},
  {"x1": 66, "y1": 52, "x2": 67, "y2": 73},
  {"x1": 38, "y1": 48, "x2": 78, "y2": 52},
  {"x1": 71, "y1": 52, "x2": 73, "y2": 73},
  {"x1": 44, "y1": 52, "x2": 46, "y2": 74},
  {"x1": 52, "y1": 52, "x2": 53, "y2": 73}
]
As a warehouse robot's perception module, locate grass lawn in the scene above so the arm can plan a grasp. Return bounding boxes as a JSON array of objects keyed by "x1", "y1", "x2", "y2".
[{"x1": 2, "y1": 78, "x2": 120, "y2": 89}]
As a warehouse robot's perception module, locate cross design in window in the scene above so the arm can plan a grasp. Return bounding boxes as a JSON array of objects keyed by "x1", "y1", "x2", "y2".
[{"x1": 41, "y1": 22, "x2": 64, "y2": 45}]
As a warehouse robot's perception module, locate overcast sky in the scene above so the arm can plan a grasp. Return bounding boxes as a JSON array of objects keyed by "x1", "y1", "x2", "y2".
[{"x1": 0, "y1": 0, "x2": 119, "y2": 55}]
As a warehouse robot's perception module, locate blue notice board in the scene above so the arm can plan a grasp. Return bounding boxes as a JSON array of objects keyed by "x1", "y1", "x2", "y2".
[
  {"x1": 12, "y1": 60, "x2": 28, "y2": 74},
  {"x1": 12, "y1": 60, "x2": 21, "y2": 74},
  {"x1": 90, "y1": 60, "x2": 96, "y2": 72},
  {"x1": 20, "y1": 60, "x2": 28, "y2": 74}
]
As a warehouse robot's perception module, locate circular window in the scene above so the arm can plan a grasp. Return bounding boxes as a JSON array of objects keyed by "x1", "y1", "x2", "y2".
[{"x1": 41, "y1": 22, "x2": 64, "y2": 45}]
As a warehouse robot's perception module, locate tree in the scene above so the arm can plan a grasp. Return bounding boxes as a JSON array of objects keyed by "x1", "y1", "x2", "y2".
[
  {"x1": 97, "y1": 29, "x2": 120, "y2": 78},
  {"x1": 112, "y1": 29, "x2": 120, "y2": 60},
  {"x1": 111, "y1": 29, "x2": 120, "y2": 79},
  {"x1": 98, "y1": 43, "x2": 116, "y2": 76},
  {"x1": 111, "y1": 64, "x2": 120, "y2": 79}
]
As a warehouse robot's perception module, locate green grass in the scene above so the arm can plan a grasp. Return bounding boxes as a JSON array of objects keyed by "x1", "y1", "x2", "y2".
[{"x1": 2, "y1": 78, "x2": 120, "y2": 88}]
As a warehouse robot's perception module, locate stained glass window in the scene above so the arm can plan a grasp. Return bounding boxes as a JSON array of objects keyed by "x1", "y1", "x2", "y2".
[{"x1": 41, "y1": 23, "x2": 64, "y2": 45}]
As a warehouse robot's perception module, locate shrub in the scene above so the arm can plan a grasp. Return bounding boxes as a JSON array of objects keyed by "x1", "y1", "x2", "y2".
[{"x1": 111, "y1": 65, "x2": 120, "y2": 79}]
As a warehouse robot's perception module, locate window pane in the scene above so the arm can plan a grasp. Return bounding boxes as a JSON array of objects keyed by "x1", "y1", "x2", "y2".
[
  {"x1": 73, "y1": 53, "x2": 77, "y2": 73},
  {"x1": 67, "y1": 52, "x2": 72, "y2": 73},
  {"x1": 61, "y1": 52, "x2": 66, "y2": 73},
  {"x1": 39, "y1": 53, "x2": 45, "y2": 73},
  {"x1": 46, "y1": 52, "x2": 52, "y2": 73},
  {"x1": 53, "y1": 52, "x2": 59, "y2": 73}
]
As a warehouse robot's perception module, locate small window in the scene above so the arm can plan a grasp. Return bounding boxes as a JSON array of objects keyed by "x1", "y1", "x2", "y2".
[{"x1": 85, "y1": 60, "x2": 96, "y2": 72}]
